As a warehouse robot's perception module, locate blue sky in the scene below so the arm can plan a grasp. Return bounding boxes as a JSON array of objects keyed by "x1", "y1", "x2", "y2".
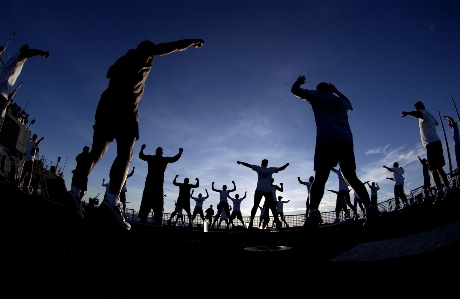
[{"x1": 2, "y1": 0, "x2": 460, "y2": 215}]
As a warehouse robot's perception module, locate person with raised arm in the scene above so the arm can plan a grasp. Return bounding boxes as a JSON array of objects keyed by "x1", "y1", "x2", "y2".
[
  {"x1": 190, "y1": 189, "x2": 209, "y2": 223},
  {"x1": 66, "y1": 38, "x2": 204, "y2": 230},
  {"x1": 17, "y1": 134, "x2": 44, "y2": 193},
  {"x1": 211, "y1": 181, "x2": 236, "y2": 228},
  {"x1": 228, "y1": 191, "x2": 247, "y2": 228},
  {"x1": 298, "y1": 175, "x2": 314, "y2": 220},
  {"x1": 276, "y1": 196, "x2": 291, "y2": 228},
  {"x1": 401, "y1": 101, "x2": 452, "y2": 204},
  {"x1": 291, "y1": 76, "x2": 376, "y2": 228},
  {"x1": 167, "y1": 175, "x2": 199, "y2": 227},
  {"x1": 237, "y1": 159, "x2": 289, "y2": 229},
  {"x1": 384, "y1": 162, "x2": 409, "y2": 210},
  {"x1": 138, "y1": 144, "x2": 182, "y2": 224}
]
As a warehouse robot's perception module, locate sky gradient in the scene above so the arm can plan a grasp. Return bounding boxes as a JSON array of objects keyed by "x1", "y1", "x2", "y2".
[{"x1": 2, "y1": 0, "x2": 460, "y2": 215}]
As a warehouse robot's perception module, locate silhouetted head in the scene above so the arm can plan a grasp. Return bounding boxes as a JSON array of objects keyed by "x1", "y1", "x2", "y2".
[
  {"x1": 278, "y1": 196, "x2": 283, "y2": 201},
  {"x1": 19, "y1": 44, "x2": 29, "y2": 52},
  {"x1": 83, "y1": 146, "x2": 90, "y2": 153},
  {"x1": 137, "y1": 40, "x2": 156, "y2": 57},
  {"x1": 309, "y1": 176, "x2": 314, "y2": 182},
  {"x1": 422, "y1": 158, "x2": 427, "y2": 164},
  {"x1": 235, "y1": 194, "x2": 239, "y2": 199},
  {"x1": 372, "y1": 182, "x2": 375, "y2": 186},
  {"x1": 261, "y1": 159, "x2": 268, "y2": 167},
  {"x1": 184, "y1": 178, "x2": 189, "y2": 184},
  {"x1": 32, "y1": 134, "x2": 37, "y2": 141},
  {"x1": 155, "y1": 147, "x2": 163, "y2": 156},
  {"x1": 198, "y1": 193, "x2": 202, "y2": 198},
  {"x1": 210, "y1": 205, "x2": 213, "y2": 208},
  {"x1": 222, "y1": 185, "x2": 227, "y2": 190},
  {"x1": 393, "y1": 162, "x2": 399, "y2": 167},
  {"x1": 414, "y1": 101, "x2": 425, "y2": 111},
  {"x1": 316, "y1": 82, "x2": 331, "y2": 93}
]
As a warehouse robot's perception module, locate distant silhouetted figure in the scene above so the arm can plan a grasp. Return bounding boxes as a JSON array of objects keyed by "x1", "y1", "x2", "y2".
[
  {"x1": 328, "y1": 189, "x2": 351, "y2": 223},
  {"x1": 276, "y1": 196, "x2": 290, "y2": 227},
  {"x1": 173, "y1": 201, "x2": 185, "y2": 227},
  {"x1": 352, "y1": 191, "x2": 366, "y2": 220},
  {"x1": 211, "y1": 181, "x2": 236, "y2": 228},
  {"x1": 384, "y1": 162, "x2": 409, "y2": 210},
  {"x1": 138, "y1": 144, "x2": 182, "y2": 224},
  {"x1": 331, "y1": 167, "x2": 357, "y2": 217},
  {"x1": 0, "y1": 43, "x2": 50, "y2": 132},
  {"x1": 402, "y1": 101, "x2": 452, "y2": 204},
  {"x1": 120, "y1": 166, "x2": 135, "y2": 214},
  {"x1": 298, "y1": 176, "x2": 314, "y2": 219},
  {"x1": 18, "y1": 134, "x2": 44, "y2": 193},
  {"x1": 228, "y1": 191, "x2": 247, "y2": 228},
  {"x1": 218, "y1": 206, "x2": 231, "y2": 229},
  {"x1": 237, "y1": 159, "x2": 289, "y2": 229},
  {"x1": 291, "y1": 76, "x2": 375, "y2": 228},
  {"x1": 265, "y1": 178, "x2": 283, "y2": 228},
  {"x1": 168, "y1": 175, "x2": 199, "y2": 227},
  {"x1": 71, "y1": 146, "x2": 91, "y2": 202},
  {"x1": 190, "y1": 189, "x2": 209, "y2": 223},
  {"x1": 205, "y1": 205, "x2": 214, "y2": 224},
  {"x1": 444, "y1": 115, "x2": 460, "y2": 184},
  {"x1": 418, "y1": 156, "x2": 433, "y2": 202},
  {"x1": 67, "y1": 38, "x2": 204, "y2": 230},
  {"x1": 365, "y1": 181, "x2": 380, "y2": 211}
]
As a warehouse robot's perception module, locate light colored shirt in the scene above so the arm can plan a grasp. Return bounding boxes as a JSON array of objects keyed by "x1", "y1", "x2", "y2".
[
  {"x1": 250, "y1": 165, "x2": 280, "y2": 192},
  {"x1": 419, "y1": 109, "x2": 440, "y2": 147}
]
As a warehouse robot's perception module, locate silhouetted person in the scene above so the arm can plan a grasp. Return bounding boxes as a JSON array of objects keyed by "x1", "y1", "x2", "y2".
[
  {"x1": 190, "y1": 189, "x2": 209, "y2": 223},
  {"x1": 237, "y1": 159, "x2": 289, "y2": 229},
  {"x1": 218, "y1": 205, "x2": 231, "y2": 229},
  {"x1": 291, "y1": 76, "x2": 375, "y2": 228},
  {"x1": 418, "y1": 156, "x2": 433, "y2": 202},
  {"x1": 138, "y1": 144, "x2": 183, "y2": 224},
  {"x1": 384, "y1": 162, "x2": 409, "y2": 210},
  {"x1": 365, "y1": 181, "x2": 380, "y2": 210},
  {"x1": 228, "y1": 191, "x2": 247, "y2": 228},
  {"x1": 18, "y1": 134, "x2": 44, "y2": 193},
  {"x1": 168, "y1": 175, "x2": 199, "y2": 227},
  {"x1": 71, "y1": 146, "x2": 91, "y2": 202},
  {"x1": 205, "y1": 205, "x2": 214, "y2": 224},
  {"x1": 67, "y1": 38, "x2": 204, "y2": 230},
  {"x1": 328, "y1": 189, "x2": 351, "y2": 223},
  {"x1": 352, "y1": 191, "x2": 366, "y2": 220},
  {"x1": 276, "y1": 196, "x2": 290, "y2": 227},
  {"x1": 120, "y1": 167, "x2": 135, "y2": 214},
  {"x1": 402, "y1": 101, "x2": 452, "y2": 204},
  {"x1": 265, "y1": 178, "x2": 283, "y2": 228},
  {"x1": 172, "y1": 201, "x2": 185, "y2": 227},
  {"x1": 331, "y1": 167, "x2": 357, "y2": 217},
  {"x1": 444, "y1": 115, "x2": 460, "y2": 184},
  {"x1": 258, "y1": 204, "x2": 265, "y2": 228},
  {"x1": 211, "y1": 181, "x2": 236, "y2": 228},
  {"x1": 298, "y1": 176, "x2": 314, "y2": 219},
  {"x1": 0, "y1": 44, "x2": 50, "y2": 132}
]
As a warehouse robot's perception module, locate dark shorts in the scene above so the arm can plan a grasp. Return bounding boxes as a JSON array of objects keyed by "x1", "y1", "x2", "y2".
[
  {"x1": 426, "y1": 140, "x2": 445, "y2": 169},
  {"x1": 314, "y1": 140, "x2": 356, "y2": 172},
  {"x1": 23, "y1": 160, "x2": 33, "y2": 173}
]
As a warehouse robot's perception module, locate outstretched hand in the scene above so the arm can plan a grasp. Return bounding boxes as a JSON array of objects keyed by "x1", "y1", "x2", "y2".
[
  {"x1": 179, "y1": 148, "x2": 183, "y2": 152},
  {"x1": 193, "y1": 39, "x2": 204, "y2": 48},
  {"x1": 237, "y1": 161, "x2": 241, "y2": 164},
  {"x1": 141, "y1": 144, "x2": 146, "y2": 150},
  {"x1": 42, "y1": 51, "x2": 50, "y2": 59},
  {"x1": 295, "y1": 76, "x2": 306, "y2": 85},
  {"x1": 401, "y1": 111, "x2": 407, "y2": 117}
]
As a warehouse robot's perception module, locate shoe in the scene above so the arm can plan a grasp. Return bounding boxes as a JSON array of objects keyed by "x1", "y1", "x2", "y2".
[
  {"x1": 303, "y1": 209, "x2": 322, "y2": 229},
  {"x1": 98, "y1": 199, "x2": 131, "y2": 230},
  {"x1": 66, "y1": 190, "x2": 84, "y2": 219},
  {"x1": 363, "y1": 204, "x2": 379, "y2": 227}
]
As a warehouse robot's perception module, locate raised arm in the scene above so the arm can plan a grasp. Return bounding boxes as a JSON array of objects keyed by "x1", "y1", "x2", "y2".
[
  {"x1": 279, "y1": 163, "x2": 289, "y2": 172},
  {"x1": 277, "y1": 183, "x2": 284, "y2": 192},
  {"x1": 102, "y1": 178, "x2": 105, "y2": 186},
  {"x1": 401, "y1": 110, "x2": 423, "y2": 119},
  {"x1": 152, "y1": 39, "x2": 204, "y2": 57},
  {"x1": 237, "y1": 161, "x2": 251, "y2": 168},
  {"x1": 7, "y1": 82, "x2": 22, "y2": 104},
  {"x1": 204, "y1": 189, "x2": 209, "y2": 199},
  {"x1": 242, "y1": 191, "x2": 247, "y2": 200},
  {"x1": 18, "y1": 48, "x2": 50, "y2": 61},
  {"x1": 283, "y1": 199, "x2": 290, "y2": 203},
  {"x1": 386, "y1": 177, "x2": 395, "y2": 181},
  {"x1": 383, "y1": 165, "x2": 392, "y2": 172},
  {"x1": 139, "y1": 144, "x2": 148, "y2": 161},
  {"x1": 127, "y1": 167, "x2": 135, "y2": 178},
  {"x1": 229, "y1": 181, "x2": 236, "y2": 192},
  {"x1": 192, "y1": 178, "x2": 199, "y2": 188},
  {"x1": 36, "y1": 137, "x2": 44, "y2": 146},
  {"x1": 167, "y1": 148, "x2": 183, "y2": 163},
  {"x1": 291, "y1": 75, "x2": 307, "y2": 99},
  {"x1": 190, "y1": 190, "x2": 194, "y2": 198},
  {"x1": 212, "y1": 182, "x2": 219, "y2": 192},
  {"x1": 173, "y1": 175, "x2": 179, "y2": 186}
]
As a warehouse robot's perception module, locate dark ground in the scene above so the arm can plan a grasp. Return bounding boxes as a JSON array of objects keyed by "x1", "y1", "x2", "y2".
[{"x1": 1, "y1": 180, "x2": 460, "y2": 297}]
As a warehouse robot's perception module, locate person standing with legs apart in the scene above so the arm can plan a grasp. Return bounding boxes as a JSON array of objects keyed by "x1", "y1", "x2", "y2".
[
  {"x1": 211, "y1": 181, "x2": 236, "y2": 228},
  {"x1": 298, "y1": 176, "x2": 314, "y2": 221},
  {"x1": 138, "y1": 144, "x2": 182, "y2": 225},
  {"x1": 291, "y1": 76, "x2": 376, "y2": 228},
  {"x1": 237, "y1": 159, "x2": 289, "y2": 229},
  {"x1": 365, "y1": 181, "x2": 380, "y2": 212},
  {"x1": 18, "y1": 134, "x2": 44, "y2": 193},
  {"x1": 443, "y1": 115, "x2": 460, "y2": 187},
  {"x1": 67, "y1": 38, "x2": 204, "y2": 230},
  {"x1": 228, "y1": 191, "x2": 247, "y2": 228},
  {"x1": 384, "y1": 162, "x2": 409, "y2": 210},
  {"x1": 168, "y1": 175, "x2": 199, "y2": 227},
  {"x1": 417, "y1": 156, "x2": 433, "y2": 202},
  {"x1": 190, "y1": 189, "x2": 209, "y2": 223},
  {"x1": 402, "y1": 101, "x2": 452, "y2": 204}
]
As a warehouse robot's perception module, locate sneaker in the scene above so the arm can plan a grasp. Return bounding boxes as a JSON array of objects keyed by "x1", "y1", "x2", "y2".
[
  {"x1": 66, "y1": 190, "x2": 84, "y2": 219},
  {"x1": 303, "y1": 209, "x2": 322, "y2": 229},
  {"x1": 98, "y1": 199, "x2": 131, "y2": 230}
]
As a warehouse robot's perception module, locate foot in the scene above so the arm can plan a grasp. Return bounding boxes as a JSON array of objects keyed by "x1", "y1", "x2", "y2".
[
  {"x1": 98, "y1": 199, "x2": 130, "y2": 230},
  {"x1": 303, "y1": 209, "x2": 322, "y2": 229}
]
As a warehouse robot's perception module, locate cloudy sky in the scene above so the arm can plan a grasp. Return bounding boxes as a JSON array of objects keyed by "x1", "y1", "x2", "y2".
[{"x1": 2, "y1": 0, "x2": 460, "y2": 215}]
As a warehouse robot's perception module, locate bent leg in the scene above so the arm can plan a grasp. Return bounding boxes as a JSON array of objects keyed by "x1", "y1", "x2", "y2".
[{"x1": 109, "y1": 135, "x2": 136, "y2": 197}]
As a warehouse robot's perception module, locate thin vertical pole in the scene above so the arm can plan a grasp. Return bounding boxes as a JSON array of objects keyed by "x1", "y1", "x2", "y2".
[{"x1": 453, "y1": 98, "x2": 460, "y2": 122}]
